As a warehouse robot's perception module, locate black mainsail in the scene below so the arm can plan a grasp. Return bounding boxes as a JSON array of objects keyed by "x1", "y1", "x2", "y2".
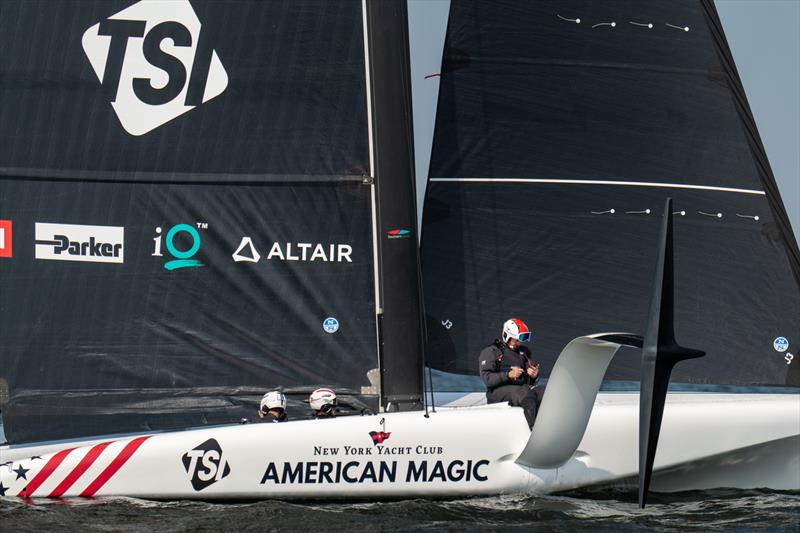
[
  {"x1": 421, "y1": 0, "x2": 800, "y2": 390},
  {"x1": 0, "y1": 0, "x2": 423, "y2": 444}
]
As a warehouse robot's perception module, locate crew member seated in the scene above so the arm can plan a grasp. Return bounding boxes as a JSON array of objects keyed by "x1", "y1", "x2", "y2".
[
  {"x1": 479, "y1": 318, "x2": 544, "y2": 429},
  {"x1": 309, "y1": 388, "x2": 338, "y2": 419},
  {"x1": 258, "y1": 391, "x2": 288, "y2": 423}
]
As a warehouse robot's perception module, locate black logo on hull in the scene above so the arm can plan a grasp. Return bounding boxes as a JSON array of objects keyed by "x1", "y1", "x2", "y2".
[{"x1": 182, "y1": 438, "x2": 230, "y2": 491}]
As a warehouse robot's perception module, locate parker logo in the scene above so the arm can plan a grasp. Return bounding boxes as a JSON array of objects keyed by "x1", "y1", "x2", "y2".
[
  {"x1": 0, "y1": 220, "x2": 11, "y2": 258},
  {"x1": 35, "y1": 223, "x2": 124, "y2": 263},
  {"x1": 182, "y1": 438, "x2": 230, "y2": 491},
  {"x1": 82, "y1": 0, "x2": 228, "y2": 136}
]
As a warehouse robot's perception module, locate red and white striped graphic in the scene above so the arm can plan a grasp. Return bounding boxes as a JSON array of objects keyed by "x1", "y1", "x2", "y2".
[{"x1": 11, "y1": 436, "x2": 150, "y2": 498}]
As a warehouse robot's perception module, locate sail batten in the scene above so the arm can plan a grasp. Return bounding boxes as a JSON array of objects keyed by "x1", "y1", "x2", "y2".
[{"x1": 429, "y1": 178, "x2": 766, "y2": 196}]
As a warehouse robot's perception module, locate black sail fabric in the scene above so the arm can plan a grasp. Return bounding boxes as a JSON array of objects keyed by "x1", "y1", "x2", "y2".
[
  {"x1": 0, "y1": 0, "x2": 377, "y2": 443},
  {"x1": 421, "y1": 0, "x2": 800, "y2": 390},
  {"x1": 0, "y1": 0, "x2": 368, "y2": 181}
]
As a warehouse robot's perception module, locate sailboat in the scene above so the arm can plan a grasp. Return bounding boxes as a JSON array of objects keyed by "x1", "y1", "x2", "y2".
[{"x1": 0, "y1": 0, "x2": 797, "y2": 504}]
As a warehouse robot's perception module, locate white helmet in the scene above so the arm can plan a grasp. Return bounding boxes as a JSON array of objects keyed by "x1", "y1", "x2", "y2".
[
  {"x1": 260, "y1": 391, "x2": 287, "y2": 412},
  {"x1": 309, "y1": 388, "x2": 337, "y2": 411},
  {"x1": 502, "y1": 318, "x2": 532, "y2": 344}
]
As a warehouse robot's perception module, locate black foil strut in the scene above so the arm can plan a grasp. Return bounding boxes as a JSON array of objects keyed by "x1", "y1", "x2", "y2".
[{"x1": 638, "y1": 198, "x2": 705, "y2": 508}]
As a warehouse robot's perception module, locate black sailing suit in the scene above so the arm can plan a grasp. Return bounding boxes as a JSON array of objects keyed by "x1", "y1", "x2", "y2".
[{"x1": 479, "y1": 340, "x2": 544, "y2": 428}]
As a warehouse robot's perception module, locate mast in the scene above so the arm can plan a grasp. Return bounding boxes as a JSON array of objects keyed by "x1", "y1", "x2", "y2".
[{"x1": 362, "y1": 0, "x2": 426, "y2": 411}]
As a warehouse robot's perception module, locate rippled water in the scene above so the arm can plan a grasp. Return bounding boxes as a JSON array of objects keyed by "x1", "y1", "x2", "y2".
[{"x1": 2, "y1": 490, "x2": 798, "y2": 532}]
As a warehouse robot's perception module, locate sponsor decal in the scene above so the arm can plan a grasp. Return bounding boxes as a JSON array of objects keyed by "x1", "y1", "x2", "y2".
[
  {"x1": 152, "y1": 223, "x2": 205, "y2": 270},
  {"x1": 232, "y1": 236, "x2": 260, "y2": 263},
  {"x1": 323, "y1": 317, "x2": 339, "y2": 334},
  {"x1": 82, "y1": 0, "x2": 228, "y2": 136},
  {"x1": 182, "y1": 438, "x2": 230, "y2": 491},
  {"x1": 260, "y1": 459, "x2": 489, "y2": 485},
  {"x1": 34, "y1": 223, "x2": 124, "y2": 263},
  {"x1": 231, "y1": 237, "x2": 353, "y2": 263},
  {"x1": 773, "y1": 336, "x2": 789, "y2": 353},
  {"x1": 387, "y1": 229, "x2": 411, "y2": 239},
  {"x1": 260, "y1": 443, "x2": 489, "y2": 486},
  {"x1": 0, "y1": 220, "x2": 11, "y2": 258}
]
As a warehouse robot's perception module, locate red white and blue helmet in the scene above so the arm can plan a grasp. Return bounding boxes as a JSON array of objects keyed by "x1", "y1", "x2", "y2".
[
  {"x1": 309, "y1": 388, "x2": 337, "y2": 411},
  {"x1": 502, "y1": 318, "x2": 532, "y2": 343}
]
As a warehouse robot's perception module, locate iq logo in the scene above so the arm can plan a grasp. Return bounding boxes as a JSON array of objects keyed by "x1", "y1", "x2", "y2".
[
  {"x1": 0, "y1": 220, "x2": 11, "y2": 258},
  {"x1": 323, "y1": 317, "x2": 339, "y2": 334},
  {"x1": 773, "y1": 337, "x2": 789, "y2": 353},
  {"x1": 152, "y1": 224, "x2": 204, "y2": 270},
  {"x1": 182, "y1": 438, "x2": 230, "y2": 492},
  {"x1": 82, "y1": 0, "x2": 228, "y2": 136}
]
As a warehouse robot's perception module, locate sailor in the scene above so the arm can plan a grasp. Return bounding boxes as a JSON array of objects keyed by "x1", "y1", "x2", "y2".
[
  {"x1": 309, "y1": 388, "x2": 338, "y2": 419},
  {"x1": 257, "y1": 391, "x2": 289, "y2": 423},
  {"x1": 479, "y1": 318, "x2": 544, "y2": 429}
]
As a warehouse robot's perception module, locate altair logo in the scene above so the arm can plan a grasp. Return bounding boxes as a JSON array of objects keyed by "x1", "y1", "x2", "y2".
[
  {"x1": 152, "y1": 223, "x2": 205, "y2": 270},
  {"x1": 82, "y1": 0, "x2": 228, "y2": 136},
  {"x1": 231, "y1": 237, "x2": 353, "y2": 263}
]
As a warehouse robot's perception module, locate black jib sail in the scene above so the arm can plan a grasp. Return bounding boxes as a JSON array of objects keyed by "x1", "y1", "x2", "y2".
[
  {"x1": 0, "y1": 0, "x2": 410, "y2": 444},
  {"x1": 420, "y1": 0, "x2": 800, "y2": 390}
]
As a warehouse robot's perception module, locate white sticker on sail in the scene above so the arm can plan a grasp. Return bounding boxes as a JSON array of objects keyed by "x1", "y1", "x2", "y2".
[
  {"x1": 34, "y1": 223, "x2": 124, "y2": 264},
  {"x1": 81, "y1": 0, "x2": 228, "y2": 136}
]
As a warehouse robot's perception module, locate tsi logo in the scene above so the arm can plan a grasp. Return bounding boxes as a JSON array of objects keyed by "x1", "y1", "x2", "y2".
[
  {"x1": 152, "y1": 223, "x2": 205, "y2": 270},
  {"x1": 82, "y1": 0, "x2": 228, "y2": 136},
  {"x1": 182, "y1": 438, "x2": 230, "y2": 491},
  {"x1": 35, "y1": 223, "x2": 124, "y2": 264}
]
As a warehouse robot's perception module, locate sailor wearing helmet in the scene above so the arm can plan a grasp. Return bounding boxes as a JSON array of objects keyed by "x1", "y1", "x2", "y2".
[
  {"x1": 478, "y1": 318, "x2": 544, "y2": 428},
  {"x1": 309, "y1": 388, "x2": 338, "y2": 419},
  {"x1": 258, "y1": 391, "x2": 289, "y2": 423}
]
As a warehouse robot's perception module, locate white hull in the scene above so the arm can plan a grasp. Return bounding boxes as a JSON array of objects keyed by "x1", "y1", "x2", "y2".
[{"x1": 1, "y1": 392, "x2": 797, "y2": 500}]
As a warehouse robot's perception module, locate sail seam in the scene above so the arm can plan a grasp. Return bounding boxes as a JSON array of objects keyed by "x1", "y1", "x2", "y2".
[
  {"x1": 0, "y1": 168, "x2": 367, "y2": 184},
  {"x1": 429, "y1": 178, "x2": 765, "y2": 195}
]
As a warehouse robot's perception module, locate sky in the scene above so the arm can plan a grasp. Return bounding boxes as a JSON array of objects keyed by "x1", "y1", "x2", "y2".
[{"x1": 407, "y1": 0, "x2": 800, "y2": 244}]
